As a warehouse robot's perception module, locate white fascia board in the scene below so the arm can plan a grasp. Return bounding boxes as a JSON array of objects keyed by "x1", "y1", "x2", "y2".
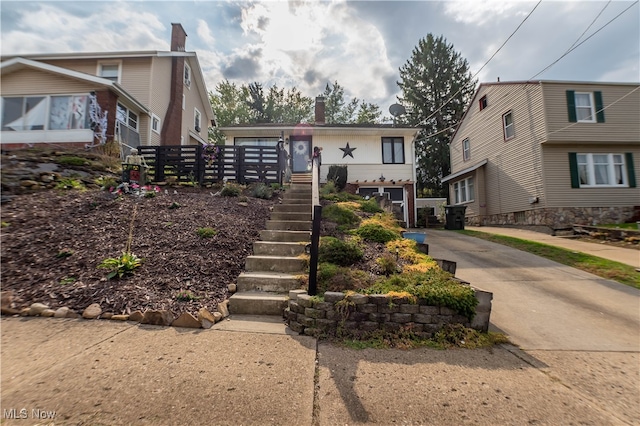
[{"x1": 441, "y1": 159, "x2": 488, "y2": 183}]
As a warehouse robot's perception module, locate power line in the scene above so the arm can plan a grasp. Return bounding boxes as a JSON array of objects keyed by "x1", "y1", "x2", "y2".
[{"x1": 565, "y1": 0, "x2": 611, "y2": 53}]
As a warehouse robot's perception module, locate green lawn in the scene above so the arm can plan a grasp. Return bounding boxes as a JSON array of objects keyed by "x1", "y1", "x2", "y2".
[{"x1": 458, "y1": 230, "x2": 640, "y2": 289}]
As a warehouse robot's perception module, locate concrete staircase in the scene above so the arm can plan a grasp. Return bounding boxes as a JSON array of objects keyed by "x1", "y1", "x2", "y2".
[{"x1": 229, "y1": 183, "x2": 312, "y2": 316}]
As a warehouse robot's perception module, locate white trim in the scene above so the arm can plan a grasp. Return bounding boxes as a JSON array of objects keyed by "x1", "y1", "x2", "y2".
[
  {"x1": 184, "y1": 62, "x2": 192, "y2": 88},
  {"x1": 97, "y1": 60, "x2": 122, "y2": 83},
  {"x1": 151, "y1": 113, "x2": 161, "y2": 134},
  {"x1": 189, "y1": 130, "x2": 207, "y2": 145},
  {"x1": 441, "y1": 159, "x2": 487, "y2": 183},
  {"x1": 0, "y1": 129, "x2": 93, "y2": 144}
]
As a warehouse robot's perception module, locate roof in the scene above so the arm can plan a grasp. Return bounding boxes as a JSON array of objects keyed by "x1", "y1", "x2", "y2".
[
  {"x1": 441, "y1": 159, "x2": 488, "y2": 183},
  {"x1": 0, "y1": 57, "x2": 149, "y2": 115}
]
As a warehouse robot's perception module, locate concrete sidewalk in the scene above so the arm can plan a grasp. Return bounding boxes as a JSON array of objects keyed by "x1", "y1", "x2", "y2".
[
  {"x1": 2, "y1": 317, "x2": 638, "y2": 425},
  {"x1": 465, "y1": 226, "x2": 639, "y2": 268}
]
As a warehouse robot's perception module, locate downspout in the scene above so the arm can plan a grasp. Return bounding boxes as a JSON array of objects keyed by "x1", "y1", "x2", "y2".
[{"x1": 411, "y1": 135, "x2": 418, "y2": 228}]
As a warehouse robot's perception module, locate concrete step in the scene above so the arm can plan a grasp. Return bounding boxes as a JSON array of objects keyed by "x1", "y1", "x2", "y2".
[
  {"x1": 288, "y1": 182, "x2": 311, "y2": 190},
  {"x1": 237, "y1": 271, "x2": 304, "y2": 292},
  {"x1": 260, "y1": 230, "x2": 310, "y2": 242},
  {"x1": 253, "y1": 241, "x2": 307, "y2": 256},
  {"x1": 272, "y1": 204, "x2": 310, "y2": 213},
  {"x1": 228, "y1": 291, "x2": 288, "y2": 316},
  {"x1": 270, "y1": 212, "x2": 312, "y2": 221},
  {"x1": 280, "y1": 197, "x2": 311, "y2": 205},
  {"x1": 245, "y1": 255, "x2": 307, "y2": 273},
  {"x1": 266, "y1": 220, "x2": 311, "y2": 231}
]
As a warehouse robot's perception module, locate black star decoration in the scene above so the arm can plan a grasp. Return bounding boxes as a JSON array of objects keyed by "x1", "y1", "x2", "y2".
[{"x1": 340, "y1": 142, "x2": 357, "y2": 158}]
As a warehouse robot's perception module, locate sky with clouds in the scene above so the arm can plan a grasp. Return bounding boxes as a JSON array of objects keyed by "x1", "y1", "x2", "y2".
[{"x1": 1, "y1": 0, "x2": 638, "y2": 114}]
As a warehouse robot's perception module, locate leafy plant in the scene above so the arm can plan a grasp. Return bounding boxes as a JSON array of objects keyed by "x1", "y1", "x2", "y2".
[
  {"x1": 57, "y1": 156, "x2": 87, "y2": 166},
  {"x1": 55, "y1": 249, "x2": 73, "y2": 258},
  {"x1": 1, "y1": 221, "x2": 9, "y2": 228},
  {"x1": 221, "y1": 182, "x2": 242, "y2": 197},
  {"x1": 326, "y1": 165, "x2": 348, "y2": 191},
  {"x1": 250, "y1": 182, "x2": 273, "y2": 199},
  {"x1": 197, "y1": 227, "x2": 217, "y2": 238},
  {"x1": 55, "y1": 178, "x2": 85, "y2": 190},
  {"x1": 376, "y1": 254, "x2": 398, "y2": 276},
  {"x1": 94, "y1": 176, "x2": 118, "y2": 190},
  {"x1": 144, "y1": 191, "x2": 156, "y2": 198},
  {"x1": 176, "y1": 289, "x2": 200, "y2": 301},
  {"x1": 59, "y1": 277, "x2": 76, "y2": 285},
  {"x1": 317, "y1": 262, "x2": 374, "y2": 293},
  {"x1": 169, "y1": 202, "x2": 181, "y2": 209},
  {"x1": 98, "y1": 251, "x2": 143, "y2": 279},
  {"x1": 318, "y1": 236, "x2": 363, "y2": 266}
]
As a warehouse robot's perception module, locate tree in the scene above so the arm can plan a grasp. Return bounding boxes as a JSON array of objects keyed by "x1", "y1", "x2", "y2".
[
  {"x1": 322, "y1": 81, "x2": 359, "y2": 124},
  {"x1": 355, "y1": 101, "x2": 384, "y2": 124},
  {"x1": 397, "y1": 34, "x2": 476, "y2": 198},
  {"x1": 208, "y1": 80, "x2": 252, "y2": 144}
]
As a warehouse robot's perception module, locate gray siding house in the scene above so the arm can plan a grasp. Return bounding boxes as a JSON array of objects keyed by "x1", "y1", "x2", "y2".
[{"x1": 443, "y1": 80, "x2": 639, "y2": 231}]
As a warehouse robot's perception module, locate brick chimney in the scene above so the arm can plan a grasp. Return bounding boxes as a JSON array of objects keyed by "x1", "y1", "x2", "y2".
[
  {"x1": 314, "y1": 96, "x2": 325, "y2": 125},
  {"x1": 161, "y1": 23, "x2": 187, "y2": 145}
]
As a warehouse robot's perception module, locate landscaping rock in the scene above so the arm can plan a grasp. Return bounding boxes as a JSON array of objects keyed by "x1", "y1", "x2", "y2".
[
  {"x1": 227, "y1": 283, "x2": 237, "y2": 293},
  {"x1": 41, "y1": 309, "x2": 56, "y2": 317},
  {"x1": 65, "y1": 311, "x2": 79, "y2": 318},
  {"x1": 54, "y1": 307, "x2": 69, "y2": 318},
  {"x1": 213, "y1": 311, "x2": 223, "y2": 323},
  {"x1": 20, "y1": 308, "x2": 30, "y2": 316},
  {"x1": 1, "y1": 307, "x2": 20, "y2": 316},
  {"x1": 198, "y1": 308, "x2": 216, "y2": 329},
  {"x1": 217, "y1": 300, "x2": 230, "y2": 318},
  {"x1": 111, "y1": 314, "x2": 129, "y2": 321},
  {"x1": 141, "y1": 310, "x2": 174, "y2": 326},
  {"x1": 128, "y1": 311, "x2": 144, "y2": 322},
  {"x1": 172, "y1": 312, "x2": 201, "y2": 328},
  {"x1": 1, "y1": 290, "x2": 14, "y2": 309},
  {"x1": 101, "y1": 312, "x2": 114, "y2": 320},
  {"x1": 29, "y1": 303, "x2": 49, "y2": 316},
  {"x1": 82, "y1": 303, "x2": 102, "y2": 319}
]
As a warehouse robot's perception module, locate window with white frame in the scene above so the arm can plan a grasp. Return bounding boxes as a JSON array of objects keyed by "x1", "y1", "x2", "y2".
[
  {"x1": 577, "y1": 153, "x2": 628, "y2": 187},
  {"x1": 382, "y1": 137, "x2": 405, "y2": 164},
  {"x1": 453, "y1": 176, "x2": 474, "y2": 204},
  {"x1": 462, "y1": 138, "x2": 470, "y2": 161},
  {"x1": 1, "y1": 95, "x2": 90, "y2": 131},
  {"x1": 116, "y1": 102, "x2": 138, "y2": 130},
  {"x1": 503, "y1": 111, "x2": 514, "y2": 140},
  {"x1": 98, "y1": 63, "x2": 120, "y2": 82},
  {"x1": 184, "y1": 63, "x2": 191, "y2": 88},
  {"x1": 575, "y1": 92, "x2": 595, "y2": 122},
  {"x1": 194, "y1": 108, "x2": 201, "y2": 132},
  {"x1": 151, "y1": 114, "x2": 161, "y2": 134}
]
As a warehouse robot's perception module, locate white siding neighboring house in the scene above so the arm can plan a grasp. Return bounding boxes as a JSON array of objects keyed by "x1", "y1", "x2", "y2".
[
  {"x1": 0, "y1": 23, "x2": 214, "y2": 153},
  {"x1": 443, "y1": 80, "x2": 639, "y2": 231},
  {"x1": 220, "y1": 98, "x2": 420, "y2": 227}
]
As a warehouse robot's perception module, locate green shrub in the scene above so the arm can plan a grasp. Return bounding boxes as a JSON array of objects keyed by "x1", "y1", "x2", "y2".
[
  {"x1": 176, "y1": 290, "x2": 199, "y2": 301},
  {"x1": 327, "y1": 165, "x2": 348, "y2": 191},
  {"x1": 354, "y1": 222, "x2": 401, "y2": 243},
  {"x1": 318, "y1": 236, "x2": 363, "y2": 266},
  {"x1": 94, "y1": 176, "x2": 118, "y2": 190},
  {"x1": 55, "y1": 178, "x2": 85, "y2": 190},
  {"x1": 98, "y1": 252, "x2": 143, "y2": 279},
  {"x1": 376, "y1": 254, "x2": 398, "y2": 276},
  {"x1": 250, "y1": 183, "x2": 273, "y2": 199},
  {"x1": 57, "y1": 156, "x2": 87, "y2": 166},
  {"x1": 221, "y1": 183, "x2": 242, "y2": 197},
  {"x1": 317, "y1": 262, "x2": 374, "y2": 293},
  {"x1": 196, "y1": 227, "x2": 217, "y2": 238},
  {"x1": 364, "y1": 269, "x2": 478, "y2": 320},
  {"x1": 322, "y1": 204, "x2": 360, "y2": 227},
  {"x1": 359, "y1": 199, "x2": 383, "y2": 213}
]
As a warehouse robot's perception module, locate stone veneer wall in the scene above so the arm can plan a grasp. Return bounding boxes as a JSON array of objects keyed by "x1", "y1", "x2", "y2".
[
  {"x1": 468, "y1": 206, "x2": 637, "y2": 230},
  {"x1": 286, "y1": 288, "x2": 493, "y2": 338}
]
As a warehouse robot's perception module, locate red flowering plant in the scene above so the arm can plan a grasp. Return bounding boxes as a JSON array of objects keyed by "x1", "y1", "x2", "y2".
[{"x1": 202, "y1": 144, "x2": 220, "y2": 167}]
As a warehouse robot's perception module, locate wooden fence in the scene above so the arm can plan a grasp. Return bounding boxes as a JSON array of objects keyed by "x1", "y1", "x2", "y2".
[{"x1": 137, "y1": 145, "x2": 284, "y2": 186}]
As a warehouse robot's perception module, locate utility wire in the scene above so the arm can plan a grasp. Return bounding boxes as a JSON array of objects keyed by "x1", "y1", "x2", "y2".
[
  {"x1": 565, "y1": 0, "x2": 611, "y2": 53},
  {"x1": 528, "y1": 0, "x2": 638, "y2": 80}
]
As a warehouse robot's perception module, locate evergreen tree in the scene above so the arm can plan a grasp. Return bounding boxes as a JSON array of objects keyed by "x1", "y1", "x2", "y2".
[
  {"x1": 322, "y1": 81, "x2": 359, "y2": 124},
  {"x1": 398, "y1": 34, "x2": 476, "y2": 197}
]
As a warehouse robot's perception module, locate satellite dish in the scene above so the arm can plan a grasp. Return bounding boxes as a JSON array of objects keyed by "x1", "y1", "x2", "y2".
[{"x1": 389, "y1": 103, "x2": 406, "y2": 117}]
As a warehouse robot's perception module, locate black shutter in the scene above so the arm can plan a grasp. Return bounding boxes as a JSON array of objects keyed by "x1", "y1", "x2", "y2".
[
  {"x1": 568, "y1": 152, "x2": 580, "y2": 188},
  {"x1": 566, "y1": 90, "x2": 577, "y2": 122},
  {"x1": 625, "y1": 153, "x2": 636, "y2": 188},
  {"x1": 594, "y1": 91, "x2": 605, "y2": 123}
]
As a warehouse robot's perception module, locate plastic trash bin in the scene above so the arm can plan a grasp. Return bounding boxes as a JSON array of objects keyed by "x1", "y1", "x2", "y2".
[{"x1": 444, "y1": 205, "x2": 467, "y2": 230}]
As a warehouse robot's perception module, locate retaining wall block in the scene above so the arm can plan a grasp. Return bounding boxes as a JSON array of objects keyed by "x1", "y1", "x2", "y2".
[
  {"x1": 323, "y1": 292, "x2": 346, "y2": 303},
  {"x1": 304, "y1": 307, "x2": 325, "y2": 319},
  {"x1": 288, "y1": 289, "x2": 306, "y2": 301},
  {"x1": 369, "y1": 313, "x2": 390, "y2": 323},
  {"x1": 297, "y1": 294, "x2": 313, "y2": 308},
  {"x1": 316, "y1": 319, "x2": 338, "y2": 331},
  {"x1": 412, "y1": 313, "x2": 432, "y2": 324},
  {"x1": 423, "y1": 324, "x2": 440, "y2": 334},
  {"x1": 399, "y1": 304, "x2": 419, "y2": 314},
  {"x1": 357, "y1": 303, "x2": 378, "y2": 314},
  {"x1": 315, "y1": 302, "x2": 333, "y2": 311},
  {"x1": 304, "y1": 327, "x2": 322, "y2": 337},
  {"x1": 347, "y1": 293, "x2": 369, "y2": 305},
  {"x1": 326, "y1": 310, "x2": 343, "y2": 321},
  {"x1": 439, "y1": 307, "x2": 456, "y2": 315},
  {"x1": 378, "y1": 304, "x2": 400, "y2": 314},
  {"x1": 368, "y1": 294, "x2": 389, "y2": 305},
  {"x1": 471, "y1": 312, "x2": 491, "y2": 332},
  {"x1": 419, "y1": 305, "x2": 440, "y2": 315},
  {"x1": 286, "y1": 309, "x2": 298, "y2": 322},
  {"x1": 382, "y1": 322, "x2": 402, "y2": 332},
  {"x1": 436, "y1": 314, "x2": 453, "y2": 324},
  {"x1": 289, "y1": 301, "x2": 304, "y2": 314},
  {"x1": 391, "y1": 313, "x2": 412, "y2": 323},
  {"x1": 474, "y1": 289, "x2": 493, "y2": 312},
  {"x1": 348, "y1": 311, "x2": 369, "y2": 322},
  {"x1": 343, "y1": 321, "x2": 358, "y2": 330},
  {"x1": 406, "y1": 322, "x2": 424, "y2": 333},
  {"x1": 360, "y1": 321, "x2": 380, "y2": 332},
  {"x1": 289, "y1": 321, "x2": 304, "y2": 333},
  {"x1": 301, "y1": 316, "x2": 316, "y2": 327}
]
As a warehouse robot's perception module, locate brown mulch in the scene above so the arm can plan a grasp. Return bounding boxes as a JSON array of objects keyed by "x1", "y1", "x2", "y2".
[{"x1": 1, "y1": 188, "x2": 277, "y2": 317}]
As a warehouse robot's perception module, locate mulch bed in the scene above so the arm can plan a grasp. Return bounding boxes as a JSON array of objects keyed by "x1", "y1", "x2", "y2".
[{"x1": 1, "y1": 188, "x2": 277, "y2": 317}]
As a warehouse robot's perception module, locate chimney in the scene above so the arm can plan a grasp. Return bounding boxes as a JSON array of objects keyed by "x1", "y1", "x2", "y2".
[
  {"x1": 314, "y1": 96, "x2": 325, "y2": 125},
  {"x1": 171, "y1": 23, "x2": 187, "y2": 52}
]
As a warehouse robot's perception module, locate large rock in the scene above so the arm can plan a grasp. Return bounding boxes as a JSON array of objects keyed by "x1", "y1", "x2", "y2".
[
  {"x1": 41, "y1": 309, "x2": 56, "y2": 317},
  {"x1": 198, "y1": 308, "x2": 216, "y2": 329},
  {"x1": 128, "y1": 311, "x2": 144, "y2": 322},
  {"x1": 1, "y1": 290, "x2": 14, "y2": 309},
  {"x1": 217, "y1": 300, "x2": 230, "y2": 318},
  {"x1": 172, "y1": 312, "x2": 201, "y2": 328},
  {"x1": 82, "y1": 303, "x2": 102, "y2": 319},
  {"x1": 54, "y1": 307, "x2": 69, "y2": 318},
  {"x1": 111, "y1": 314, "x2": 129, "y2": 321},
  {"x1": 29, "y1": 303, "x2": 49, "y2": 316},
  {"x1": 141, "y1": 310, "x2": 174, "y2": 326}
]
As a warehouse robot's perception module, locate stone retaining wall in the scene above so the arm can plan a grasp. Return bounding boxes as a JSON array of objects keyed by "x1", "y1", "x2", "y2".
[
  {"x1": 286, "y1": 288, "x2": 492, "y2": 338},
  {"x1": 468, "y1": 206, "x2": 637, "y2": 230}
]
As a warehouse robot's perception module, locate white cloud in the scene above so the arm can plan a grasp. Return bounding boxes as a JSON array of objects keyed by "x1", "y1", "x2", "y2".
[
  {"x1": 196, "y1": 19, "x2": 216, "y2": 47},
  {"x1": 443, "y1": 0, "x2": 531, "y2": 25}
]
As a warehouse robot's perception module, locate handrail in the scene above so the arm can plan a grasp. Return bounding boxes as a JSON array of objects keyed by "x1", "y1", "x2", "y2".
[{"x1": 311, "y1": 157, "x2": 320, "y2": 216}]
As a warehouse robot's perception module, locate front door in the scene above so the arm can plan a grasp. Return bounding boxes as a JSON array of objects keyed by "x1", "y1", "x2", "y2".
[{"x1": 290, "y1": 137, "x2": 311, "y2": 173}]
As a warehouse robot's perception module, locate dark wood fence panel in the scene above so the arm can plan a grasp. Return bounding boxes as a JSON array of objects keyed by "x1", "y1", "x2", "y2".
[{"x1": 137, "y1": 145, "x2": 281, "y2": 185}]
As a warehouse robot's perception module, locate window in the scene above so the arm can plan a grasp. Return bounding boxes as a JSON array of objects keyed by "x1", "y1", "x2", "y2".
[
  {"x1": 503, "y1": 111, "x2": 514, "y2": 140},
  {"x1": 235, "y1": 137, "x2": 279, "y2": 147},
  {"x1": 98, "y1": 63, "x2": 120, "y2": 82},
  {"x1": 575, "y1": 153, "x2": 628, "y2": 187},
  {"x1": 151, "y1": 114, "x2": 161, "y2": 134},
  {"x1": 2, "y1": 95, "x2": 89, "y2": 131},
  {"x1": 453, "y1": 177, "x2": 474, "y2": 204},
  {"x1": 382, "y1": 137, "x2": 404, "y2": 164},
  {"x1": 116, "y1": 102, "x2": 138, "y2": 130},
  {"x1": 184, "y1": 63, "x2": 191, "y2": 88},
  {"x1": 566, "y1": 90, "x2": 605, "y2": 123},
  {"x1": 194, "y1": 108, "x2": 201, "y2": 132},
  {"x1": 479, "y1": 95, "x2": 488, "y2": 110},
  {"x1": 462, "y1": 138, "x2": 470, "y2": 161}
]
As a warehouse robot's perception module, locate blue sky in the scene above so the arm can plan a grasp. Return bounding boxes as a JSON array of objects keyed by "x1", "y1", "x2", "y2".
[{"x1": 1, "y1": 1, "x2": 638, "y2": 112}]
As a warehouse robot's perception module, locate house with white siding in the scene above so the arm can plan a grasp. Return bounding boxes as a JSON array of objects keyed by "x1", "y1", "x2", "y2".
[
  {"x1": 220, "y1": 97, "x2": 420, "y2": 227},
  {"x1": 443, "y1": 80, "x2": 639, "y2": 231},
  {"x1": 0, "y1": 23, "x2": 214, "y2": 153}
]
